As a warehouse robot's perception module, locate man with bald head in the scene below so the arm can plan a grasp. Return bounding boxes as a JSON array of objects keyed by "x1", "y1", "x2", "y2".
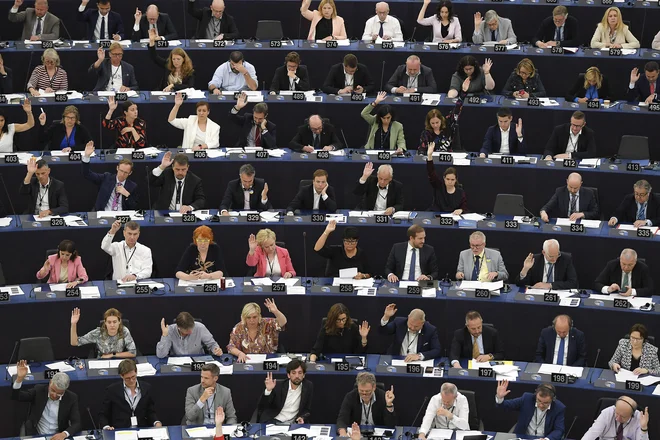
[
  {"x1": 582, "y1": 396, "x2": 649, "y2": 440},
  {"x1": 78, "y1": 0, "x2": 124, "y2": 41},
  {"x1": 362, "y1": 2, "x2": 403, "y2": 42},
  {"x1": 9, "y1": 0, "x2": 60, "y2": 41},
  {"x1": 188, "y1": 0, "x2": 239, "y2": 40},
  {"x1": 516, "y1": 239, "x2": 578, "y2": 290},
  {"x1": 595, "y1": 248, "x2": 653, "y2": 297},
  {"x1": 132, "y1": 4, "x2": 178, "y2": 41},
  {"x1": 540, "y1": 172, "x2": 599, "y2": 223},
  {"x1": 386, "y1": 55, "x2": 437, "y2": 94},
  {"x1": 380, "y1": 304, "x2": 441, "y2": 361},
  {"x1": 535, "y1": 314, "x2": 586, "y2": 366},
  {"x1": 289, "y1": 114, "x2": 343, "y2": 152},
  {"x1": 355, "y1": 162, "x2": 404, "y2": 215}
]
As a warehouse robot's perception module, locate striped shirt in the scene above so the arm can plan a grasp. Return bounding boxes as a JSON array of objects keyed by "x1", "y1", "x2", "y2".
[
  {"x1": 27, "y1": 65, "x2": 68, "y2": 92},
  {"x1": 102, "y1": 117, "x2": 147, "y2": 148}
]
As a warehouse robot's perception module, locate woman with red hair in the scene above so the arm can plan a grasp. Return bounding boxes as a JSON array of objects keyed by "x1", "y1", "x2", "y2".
[{"x1": 176, "y1": 225, "x2": 226, "y2": 280}]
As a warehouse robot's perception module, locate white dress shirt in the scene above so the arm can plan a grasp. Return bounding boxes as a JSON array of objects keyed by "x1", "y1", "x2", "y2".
[
  {"x1": 566, "y1": 129, "x2": 580, "y2": 155},
  {"x1": 106, "y1": 64, "x2": 123, "y2": 92},
  {"x1": 265, "y1": 255, "x2": 282, "y2": 277},
  {"x1": 35, "y1": 178, "x2": 51, "y2": 214},
  {"x1": 402, "y1": 243, "x2": 422, "y2": 280},
  {"x1": 499, "y1": 128, "x2": 510, "y2": 154},
  {"x1": 526, "y1": 405, "x2": 550, "y2": 436},
  {"x1": 265, "y1": 381, "x2": 302, "y2": 423},
  {"x1": 101, "y1": 236, "x2": 153, "y2": 280},
  {"x1": 419, "y1": 392, "x2": 470, "y2": 433},
  {"x1": 169, "y1": 177, "x2": 185, "y2": 210},
  {"x1": 344, "y1": 68, "x2": 354, "y2": 88},
  {"x1": 362, "y1": 15, "x2": 403, "y2": 42},
  {"x1": 552, "y1": 334, "x2": 569, "y2": 365},
  {"x1": 13, "y1": 382, "x2": 65, "y2": 435},
  {"x1": 193, "y1": 126, "x2": 207, "y2": 146},
  {"x1": 582, "y1": 406, "x2": 649, "y2": 440},
  {"x1": 374, "y1": 184, "x2": 389, "y2": 211},
  {"x1": 312, "y1": 191, "x2": 329, "y2": 209},
  {"x1": 360, "y1": 393, "x2": 376, "y2": 425}
]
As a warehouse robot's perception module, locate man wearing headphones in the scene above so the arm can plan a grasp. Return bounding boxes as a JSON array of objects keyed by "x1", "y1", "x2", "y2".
[
  {"x1": 582, "y1": 396, "x2": 649, "y2": 440},
  {"x1": 534, "y1": 314, "x2": 587, "y2": 366},
  {"x1": 495, "y1": 380, "x2": 565, "y2": 440}
]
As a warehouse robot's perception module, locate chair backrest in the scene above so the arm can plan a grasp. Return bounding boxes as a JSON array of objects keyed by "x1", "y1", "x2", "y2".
[
  {"x1": 299, "y1": 179, "x2": 313, "y2": 190},
  {"x1": 458, "y1": 389, "x2": 483, "y2": 431},
  {"x1": 256, "y1": 20, "x2": 283, "y2": 40},
  {"x1": 18, "y1": 337, "x2": 54, "y2": 362},
  {"x1": 46, "y1": 249, "x2": 58, "y2": 258},
  {"x1": 583, "y1": 186, "x2": 600, "y2": 215},
  {"x1": 0, "y1": 262, "x2": 6, "y2": 286},
  {"x1": 493, "y1": 194, "x2": 525, "y2": 216},
  {"x1": 593, "y1": 397, "x2": 618, "y2": 421},
  {"x1": 618, "y1": 135, "x2": 649, "y2": 160}
]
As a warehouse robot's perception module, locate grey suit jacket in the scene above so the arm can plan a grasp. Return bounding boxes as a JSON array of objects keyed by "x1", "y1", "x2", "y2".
[
  {"x1": 8, "y1": 8, "x2": 60, "y2": 40},
  {"x1": 457, "y1": 248, "x2": 508, "y2": 281},
  {"x1": 472, "y1": 17, "x2": 516, "y2": 44},
  {"x1": 185, "y1": 383, "x2": 237, "y2": 425}
]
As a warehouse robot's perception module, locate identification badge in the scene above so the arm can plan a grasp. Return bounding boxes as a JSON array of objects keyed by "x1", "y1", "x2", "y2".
[{"x1": 131, "y1": 416, "x2": 138, "y2": 427}]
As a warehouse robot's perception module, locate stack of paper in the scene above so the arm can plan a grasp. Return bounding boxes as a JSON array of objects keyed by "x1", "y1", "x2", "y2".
[
  {"x1": 539, "y1": 98, "x2": 560, "y2": 107},
  {"x1": 167, "y1": 356, "x2": 193, "y2": 365},
  {"x1": 579, "y1": 158, "x2": 601, "y2": 167},
  {"x1": 338, "y1": 267, "x2": 358, "y2": 279},
  {"x1": 492, "y1": 364, "x2": 519, "y2": 381},
  {"x1": 392, "y1": 359, "x2": 433, "y2": 368},
  {"x1": 266, "y1": 425, "x2": 290, "y2": 435},
  {"x1": 79, "y1": 286, "x2": 101, "y2": 299},
  {"x1": 114, "y1": 431, "x2": 138, "y2": 440},
  {"x1": 332, "y1": 278, "x2": 374, "y2": 287},
  {"x1": 617, "y1": 224, "x2": 658, "y2": 234},
  {"x1": 287, "y1": 286, "x2": 306, "y2": 295},
  {"x1": 97, "y1": 210, "x2": 144, "y2": 221},
  {"x1": 136, "y1": 363, "x2": 157, "y2": 377},
  {"x1": 489, "y1": 154, "x2": 534, "y2": 163},
  {"x1": 538, "y1": 364, "x2": 583, "y2": 377},
  {"x1": 325, "y1": 213, "x2": 347, "y2": 223},
  {"x1": 0, "y1": 217, "x2": 13, "y2": 227},
  {"x1": 88, "y1": 359, "x2": 123, "y2": 369},
  {"x1": 259, "y1": 211, "x2": 280, "y2": 222},
  {"x1": 392, "y1": 211, "x2": 414, "y2": 219},
  {"x1": 251, "y1": 278, "x2": 274, "y2": 286},
  {"x1": 45, "y1": 361, "x2": 75, "y2": 372},
  {"x1": 458, "y1": 280, "x2": 503, "y2": 292},
  {"x1": 265, "y1": 148, "x2": 287, "y2": 158},
  {"x1": 524, "y1": 288, "x2": 574, "y2": 299},
  {"x1": 461, "y1": 213, "x2": 486, "y2": 221},
  {"x1": 615, "y1": 368, "x2": 639, "y2": 383},
  {"x1": 185, "y1": 426, "x2": 214, "y2": 437},
  {"x1": 137, "y1": 428, "x2": 169, "y2": 439}
]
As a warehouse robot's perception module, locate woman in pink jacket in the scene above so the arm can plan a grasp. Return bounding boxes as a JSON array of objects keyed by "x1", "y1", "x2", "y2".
[
  {"x1": 300, "y1": 0, "x2": 347, "y2": 41},
  {"x1": 36, "y1": 240, "x2": 89, "y2": 288},
  {"x1": 246, "y1": 229, "x2": 296, "y2": 278}
]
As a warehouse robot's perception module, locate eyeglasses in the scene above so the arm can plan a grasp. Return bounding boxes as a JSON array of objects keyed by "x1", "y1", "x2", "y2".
[
  {"x1": 630, "y1": 336, "x2": 643, "y2": 342},
  {"x1": 63, "y1": 115, "x2": 77, "y2": 120},
  {"x1": 634, "y1": 192, "x2": 649, "y2": 198},
  {"x1": 110, "y1": 52, "x2": 123, "y2": 57},
  {"x1": 336, "y1": 317, "x2": 348, "y2": 323},
  {"x1": 570, "y1": 123, "x2": 585, "y2": 129},
  {"x1": 343, "y1": 239, "x2": 358, "y2": 244},
  {"x1": 470, "y1": 243, "x2": 485, "y2": 249}
]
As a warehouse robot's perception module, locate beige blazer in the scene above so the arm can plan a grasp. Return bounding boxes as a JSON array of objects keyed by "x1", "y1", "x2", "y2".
[
  {"x1": 590, "y1": 24, "x2": 640, "y2": 49},
  {"x1": 302, "y1": 10, "x2": 347, "y2": 40}
]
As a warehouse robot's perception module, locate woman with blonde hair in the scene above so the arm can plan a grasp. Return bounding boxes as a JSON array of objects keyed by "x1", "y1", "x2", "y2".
[
  {"x1": 566, "y1": 66, "x2": 611, "y2": 103},
  {"x1": 246, "y1": 229, "x2": 296, "y2": 278},
  {"x1": 148, "y1": 28, "x2": 195, "y2": 91},
  {"x1": 227, "y1": 299, "x2": 288, "y2": 362},
  {"x1": 38, "y1": 105, "x2": 92, "y2": 151},
  {"x1": 70, "y1": 307, "x2": 136, "y2": 358},
  {"x1": 300, "y1": 0, "x2": 347, "y2": 41},
  {"x1": 27, "y1": 48, "x2": 68, "y2": 96},
  {"x1": 590, "y1": 7, "x2": 639, "y2": 49},
  {"x1": 501, "y1": 58, "x2": 546, "y2": 99}
]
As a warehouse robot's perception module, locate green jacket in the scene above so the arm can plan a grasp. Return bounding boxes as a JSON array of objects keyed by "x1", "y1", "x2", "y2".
[{"x1": 361, "y1": 104, "x2": 406, "y2": 150}]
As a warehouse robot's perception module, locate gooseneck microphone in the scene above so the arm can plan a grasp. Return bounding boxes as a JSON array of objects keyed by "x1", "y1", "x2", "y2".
[
  {"x1": 340, "y1": 128, "x2": 349, "y2": 151},
  {"x1": 302, "y1": 231, "x2": 310, "y2": 286},
  {"x1": 379, "y1": 60, "x2": 386, "y2": 92},
  {"x1": 0, "y1": 173, "x2": 21, "y2": 227},
  {"x1": 5, "y1": 341, "x2": 19, "y2": 381},
  {"x1": 145, "y1": 165, "x2": 153, "y2": 221},
  {"x1": 405, "y1": 396, "x2": 429, "y2": 437},
  {"x1": 87, "y1": 406, "x2": 100, "y2": 436},
  {"x1": 519, "y1": 202, "x2": 540, "y2": 227},
  {"x1": 588, "y1": 348, "x2": 601, "y2": 384},
  {"x1": 562, "y1": 416, "x2": 577, "y2": 440}
]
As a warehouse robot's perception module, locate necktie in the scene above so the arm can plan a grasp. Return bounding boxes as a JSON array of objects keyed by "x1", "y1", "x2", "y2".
[
  {"x1": 569, "y1": 194, "x2": 577, "y2": 215},
  {"x1": 557, "y1": 337, "x2": 565, "y2": 365},
  {"x1": 546, "y1": 263, "x2": 554, "y2": 283},
  {"x1": 650, "y1": 83, "x2": 655, "y2": 95},
  {"x1": 378, "y1": 22, "x2": 384, "y2": 38},
  {"x1": 36, "y1": 17, "x2": 42, "y2": 36},
  {"x1": 255, "y1": 127, "x2": 262, "y2": 147},
  {"x1": 112, "y1": 182, "x2": 123, "y2": 211},
  {"x1": 491, "y1": 30, "x2": 496, "y2": 42},
  {"x1": 472, "y1": 338, "x2": 480, "y2": 359},
  {"x1": 637, "y1": 203, "x2": 646, "y2": 220},
  {"x1": 313, "y1": 133, "x2": 320, "y2": 149},
  {"x1": 616, "y1": 422, "x2": 623, "y2": 440},
  {"x1": 472, "y1": 256, "x2": 480, "y2": 281},
  {"x1": 408, "y1": 248, "x2": 417, "y2": 281},
  {"x1": 555, "y1": 27, "x2": 561, "y2": 41},
  {"x1": 100, "y1": 16, "x2": 106, "y2": 40},
  {"x1": 175, "y1": 180, "x2": 183, "y2": 206},
  {"x1": 622, "y1": 272, "x2": 629, "y2": 290}
]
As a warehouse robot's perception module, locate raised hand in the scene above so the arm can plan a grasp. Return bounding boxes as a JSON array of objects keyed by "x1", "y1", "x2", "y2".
[
  {"x1": 361, "y1": 162, "x2": 374, "y2": 180},
  {"x1": 174, "y1": 92, "x2": 184, "y2": 106},
  {"x1": 107, "y1": 96, "x2": 118, "y2": 111},
  {"x1": 385, "y1": 385, "x2": 395, "y2": 405},
  {"x1": 160, "y1": 151, "x2": 174, "y2": 169},
  {"x1": 325, "y1": 219, "x2": 337, "y2": 233},
  {"x1": 630, "y1": 67, "x2": 640, "y2": 84},
  {"x1": 248, "y1": 234, "x2": 258, "y2": 252},
  {"x1": 522, "y1": 253, "x2": 535, "y2": 272},
  {"x1": 149, "y1": 27, "x2": 158, "y2": 45},
  {"x1": 350, "y1": 423, "x2": 361, "y2": 440},
  {"x1": 640, "y1": 407, "x2": 649, "y2": 430},
  {"x1": 22, "y1": 99, "x2": 32, "y2": 113},
  {"x1": 109, "y1": 219, "x2": 121, "y2": 234},
  {"x1": 496, "y1": 380, "x2": 511, "y2": 399},
  {"x1": 38, "y1": 112, "x2": 46, "y2": 126},
  {"x1": 97, "y1": 47, "x2": 105, "y2": 62},
  {"x1": 426, "y1": 142, "x2": 435, "y2": 158},
  {"x1": 264, "y1": 298, "x2": 278, "y2": 314},
  {"x1": 215, "y1": 406, "x2": 226, "y2": 426},
  {"x1": 474, "y1": 12, "x2": 483, "y2": 28},
  {"x1": 383, "y1": 303, "x2": 397, "y2": 318},
  {"x1": 16, "y1": 359, "x2": 28, "y2": 380},
  {"x1": 134, "y1": 8, "x2": 142, "y2": 23},
  {"x1": 160, "y1": 318, "x2": 169, "y2": 336},
  {"x1": 42, "y1": 258, "x2": 51, "y2": 273},
  {"x1": 483, "y1": 58, "x2": 493, "y2": 75},
  {"x1": 264, "y1": 372, "x2": 276, "y2": 391},
  {"x1": 515, "y1": 118, "x2": 523, "y2": 138},
  {"x1": 14, "y1": 0, "x2": 24, "y2": 8},
  {"x1": 374, "y1": 91, "x2": 387, "y2": 104},
  {"x1": 71, "y1": 307, "x2": 81, "y2": 324},
  {"x1": 261, "y1": 182, "x2": 269, "y2": 200},
  {"x1": 359, "y1": 320, "x2": 371, "y2": 338},
  {"x1": 84, "y1": 141, "x2": 95, "y2": 157},
  {"x1": 236, "y1": 92, "x2": 248, "y2": 110}
]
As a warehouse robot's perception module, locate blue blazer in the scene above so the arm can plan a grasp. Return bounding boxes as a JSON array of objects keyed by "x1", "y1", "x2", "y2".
[
  {"x1": 498, "y1": 392, "x2": 565, "y2": 440},
  {"x1": 480, "y1": 125, "x2": 526, "y2": 156},
  {"x1": 82, "y1": 160, "x2": 138, "y2": 211},
  {"x1": 534, "y1": 326, "x2": 587, "y2": 367},
  {"x1": 379, "y1": 317, "x2": 441, "y2": 359},
  {"x1": 77, "y1": 9, "x2": 125, "y2": 40}
]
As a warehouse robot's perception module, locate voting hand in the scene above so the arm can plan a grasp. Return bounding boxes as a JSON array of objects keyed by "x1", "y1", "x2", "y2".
[
  {"x1": 522, "y1": 253, "x2": 535, "y2": 272},
  {"x1": 215, "y1": 406, "x2": 225, "y2": 426},
  {"x1": 248, "y1": 234, "x2": 258, "y2": 252},
  {"x1": 374, "y1": 91, "x2": 387, "y2": 105},
  {"x1": 84, "y1": 141, "x2": 95, "y2": 158},
  {"x1": 264, "y1": 298, "x2": 278, "y2": 314},
  {"x1": 174, "y1": 92, "x2": 184, "y2": 106},
  {"x1": 161, "y1": 151, "x2": 174, "y2": 168},
  {"x1": 264, "y1": 372, "x2": 276, "y2": 391},
  {"x1": 359, "y1": 320, "x2": 370, "y2": 338},
  {"x1": 107, "y1": 96, "x2": 118, "y2": 111},
  {"x1": 97, "y1": 47, "x2": 105, "y2": 62},
  {"x1": 383, "y1": 303, "x2": 397, "y2": 318},
  {"x1": 71, "y1": 307, "x2": 81, "y2": 325},
  {"x1": 385, "y1": 385, "x2": 395, "y2": 405},
  {"x1": 426, "y1": 142, "x2": 435, "y2": 158},
  {"x1": 160, "y1": 318, "x2": 169, "y2": 336},
  {"x1": 629, "y1": 67, "x2": 640, "y2": 84},
  {"x1": 23, "y1": 99, "x2": 32, "y2": 114},
  {"x1": 325, "y1": 220, "x2": 337, "y2": 233},
  {"x1": 261, "y1": 182, "x2": 269, "y2": 199},
  {"x1": 461, "y1": 77, "x2": 471, "y2": 93},
  {"x1": 350, "y1": 423, "x2": 361, "y2": 440},
  {"x1": 496, "y1": 380, "x2": 511, "y2": 399},
  {"x1": 473, "y1": 12, "x2": 483, "y2": 28},
  {"x1": 41, "y1": 258, "x2": 51, "y2": 274},
  {"x1": 109, "y1": 219, "x2": 121, "y2": 235},
  {"x1": 515, "y1": 118, "x2": 523, "y2": 138},
  {"x1": 134, "y1": 7, "x2": 142, "y2": 23},
  {"x1": 16, "y1": 360, "x2": 28, "y2": 380},
  {"x1": 482, "y1": 58, "x2": 493, "y2": 75},
  {"x1": 26, "y1": 157, "x2": 38, "y2": 174},
  {"x1": 640, "y1": 407, "x2": 649, "y2": 430},
  {"x1": 13, "y1": 0, "x2": 23, "y2": 8}
]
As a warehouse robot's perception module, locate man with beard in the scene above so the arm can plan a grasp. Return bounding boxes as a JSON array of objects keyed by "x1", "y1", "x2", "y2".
[{"x1": 256, "y1": 359, "x2": 314, "y2": 423}]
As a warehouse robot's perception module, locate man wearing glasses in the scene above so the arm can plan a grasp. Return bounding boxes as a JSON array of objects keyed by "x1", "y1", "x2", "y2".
[
  {"x1": 515, "y1": 239, "x2": 578, "y2": 290},
  {"x1": 495, "y1": 381, "x2": 565, "y2": 440},
  {"x1": 543, "y1": 111, "x2": 597, "y2": 160},
  {"x1": 609, "y1": 179, "x2": 660, "y2": 228},
  {"x1": 336, "y1": 372, "x2": 396, "y2": 436},
  {"x1": 82, "y1": 141, "x2": 138, "y2": 211},
  {"x1": 89, "y1": 42, "x2": 138, "y2": 92},
  {"x1": 456, "y1": 231, "x2": 508, "y2": 282},
  {"x1": 11, "y1": 359, "x2": 81, "y2": 437}
]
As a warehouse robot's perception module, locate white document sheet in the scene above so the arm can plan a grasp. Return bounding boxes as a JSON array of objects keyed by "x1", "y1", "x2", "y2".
[
  {"x1": 427, "y1": 429, "x2": 454, "y2": 439},
  {"x1": 138, "y1": 428, "x2": 169, "y2": 439},
  {"x1": 391, "y1": 359, "x2": 433, "y2": 368},
  {"x1": 6, "y1": 365, "x2": 31, "y2": 376},
  {"x1": 287, "y1": 286, "x2": 306, "y2": 295},
  {"x1": 266, "y1": 425, "x2": 291, "y2": 435},
  {"x1": 615, "y1": 368, "x2": 639, "y2": 383},
  {"x1": 88, "y1": 360, "x2": 110, "y2": 369},
  {"x1": 45, "y1": 361, "x2": 75, "y2": 372},
  {"x1": 167, "y1": 356, "x2": 193, "y2": 365},
  {"x1": 245, "y1": 354, "x2": 268, "y2": 364},
  {"x1": 0, "y1": 285, "x2": 25, "y2": 296},
  {"x1": 339, "y1": 267, "x2": 358, "y2": 279},
  {"x1": 113, "y1": 431, "x2": 138, "y2": 440},
  {"x1": 458, "y1": 280, "x2": 503, "y2": 291}
]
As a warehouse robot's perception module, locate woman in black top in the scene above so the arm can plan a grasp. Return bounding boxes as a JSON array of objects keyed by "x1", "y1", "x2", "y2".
[
  {"x1": 314, "y1": 221, "x2": 370, "y2": 278},
  {"x1": 425, "y1": 143, "x2": 467, "y2": 214},
  {"x1": 309, "y1": 303, "x2": 370, "y2": 362},
  {"x1": 501, "y1": 58, "x2": 546, "y2": 98},
  {"x1": 148, "y1": 29, "x2": 195, "y2": 92},
  {"x1": 176, "y1": 226, "x2": 226, "y2": 280},
  {"x1": 38, "y1": 105, "x2": 92, "y2": 151}
]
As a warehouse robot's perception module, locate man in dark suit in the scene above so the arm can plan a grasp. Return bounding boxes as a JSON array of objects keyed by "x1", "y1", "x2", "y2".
[
  {"x1": 286, "y1": 169, "x2": 337, "y2": 213},
  {"x1": 82, "y1": 143, "x2": 138, "y2": 211},
  {"x1": 229, "y1": 94, "x2": 276, "y2": 149},
  {"x1": 77, "y1": 0, "x2": 125, "y2": 41},
  {"x1": 258, "y1": 359, "x2": 313, "y2": 423},
  {"x1": 100, "y1": 359, "x2": 162, "y2": 429},
  {"x1": 386, "y1": 55, "x2": 437, "y2": 94},
  {"x1": 515, "y1": 239, "x2": 578, "y2": 290},
  {"x1": 219, "y1": 163, "x2": 272, "y2": 214},
  {"x1": 269, "y1": 51, "x2": 311, "y2": 94},
  {"x1": 131, "y1": 5, "x2": 178, "y2": 41},
  {"x1": 289, "y1": 115, "x2": 343, "y2": 153},
  {"x1": 543, "y1": 111, "x2": 596, "y2": 160},
  {"x1": 535, "y1": 314, "x2": 587, "y2": 366},
  {"x1": 540, "y1": 172, "x2": 599, "y2": 222},
  {"x1": 89, "y1": 44, "x2": 138, "y2": 92},
  {"x1": 336, "y1": 372, "x2": 396, "y2": 436},
  {"x1": 532, "y1": 6, "x2": 579, "y2": 48},
  {"x1": 379, "y1": 305, "x2": 441, "y2": 361},
  {"x1": 188, "y1": 0, "x2": 239, "y2": 40},
  {"x1": 322, "y1": 54, "x2": 375, "y2": 95},
  {"x1": 385, "y1": 225, "x2": 438, "y2": 282},
  {"x1": 19, "y1": 158, "x2": 68, "y2": 217},
  {"x1": 479, "y1": 107, "x2": 525, "y2": 156},
  {"x1": 627, "y1": 62, "x2": 658, "y2": 104},
  {"x1": 12, "y1": 360, "x2": 81, "y2": 437},
  {"x1": 495, "y1": 381, "x2": 565, "y2": 440},
  {"x1": 595, "y1": 249, "x2": 654, "y2": 297},
  {"x1": 9, "y1": 0, "x2": 60, "y2": 41},
  {"x1": 608, "y1": 179, "x2": 660, "y2": 227},
  {"x1": 354, "y1": 162, "x2": 404, "y2": 215},
  {"x1": 149, "y1": 151, "x2": 205, "y2": 213},
  {"x1": 450, "y1": 310, "x2": 505, "y2": 367}
]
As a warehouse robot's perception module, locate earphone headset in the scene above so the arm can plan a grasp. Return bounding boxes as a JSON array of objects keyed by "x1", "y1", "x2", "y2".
[
  {"x1": 535, "y1": 383, "x2": 556, "y2": 401},
  {"x1": 616, "y1": 397, "x2": 637, "y2": 413}
]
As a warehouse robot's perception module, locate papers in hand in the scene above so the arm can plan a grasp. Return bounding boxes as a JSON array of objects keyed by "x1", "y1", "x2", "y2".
[{"x1": 339, "y1": 267, "x2": 358, "y2": 279}]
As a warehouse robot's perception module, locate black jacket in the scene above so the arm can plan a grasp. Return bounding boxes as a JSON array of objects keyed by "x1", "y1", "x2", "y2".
[
  {"x1": 336, "y1": 387, "x2": 397, "y2": 431},
  {"x1": 532, "y1": 15, "x2": 580, "y2": 47},
  {"x1": 12, "y1": 383, "x2": 81, "y2": 435},
  {"x1": 99, "y1": 380, "x2": 159, "y2": 428},
  {"x1": 541, "y1": 186, "x2": 599, "y2": 220},
  {"x1": 229, "y1": 110, "x2": 277, "y2": 149},
  {"x1": 39, "y1": 122, "x2": 92, "y2": 151},
  {"x1": 515, "y1": 253, "x2": 578, "y2": 290},
  {"x1": 219, "y1": 177, "x2": 273, "y2": 212},
  {"x1": 566, "y1": 74, "x2": 611, "y2": 102},
  {"x1": 78, "y1": 9, "x2": 124, "y2": 40},
  {"x1": 354, "y1": 175, "x2": 404, "y2": 212},
  {"x1": 385, "y1": 64, "x2": 437, "y2": 94},
  {"x1": 535, "y1": 326, "x2": 587, "y2": 366},
  {"x1": 385, "y1": 242, "x2": 438, "y2": 280},
  {"x1": 287, "y1": 184, "x2": 337, "y2": 213},
  {"x1": 289, "y1": 119, "x2": 343, "y2": 152},
  {"x1": 257, "y1": 379, "x2": 314, "y2": 423},
  {"x1": 19, "y1": 176, "x2": 69, "y2": 215},
  {"x1": 131, "y1": 13, "x2": 178, "y2": 41},
  {"x1": 614, "y1": 193, "x2": 660, "y2": 226},
  {"x1": 594, "y1": 258, "x2": 654, "y2": 297},
  {"x1": 188, "y1": 3, "x2": 239, "y2": 40},
  {"x1": 543, "y1": 123, "x2": 597, "y2": 159},
  {"x1": 322, "y1": 62, "x2": 375, "y2": 95},
  {"x1": 89, "y1": 60, "x2": 138, "y2": 92},
  {"x1": 501, "y1": 71, "x2": 546, "y2": 98},
  {"x1": 148, "y1": 45, "x2": 195, "y2": 91},
  {"x1": 450, "y1": 325, "x2": 505, "y2": 361},
  {"x1": 0, "y1": 67, "x2": 13, "y2": 94},
  {"x1": 627, "y1": 75, "x2": 658, "y2": 103},
  {"x1": 148, "y1": 169, "x2": 206, "y2": 210},
  {"x1": 270, "y1": 65, "x2": 311, "y2": 93}
]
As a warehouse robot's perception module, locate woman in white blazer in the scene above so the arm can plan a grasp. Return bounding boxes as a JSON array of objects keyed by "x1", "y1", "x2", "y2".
[
  {"x1": 417, "y1": 0, "x2": 462, "y2": 43},
  {"x1": 590, "y1": 7, "x2": 639, "y2": 49},
  {"x1": 168, "y1": 93, "x2": 220, "y2": 149},
  {"x1": 300, "y1": 0, "x2": 347, "y2": 41}
]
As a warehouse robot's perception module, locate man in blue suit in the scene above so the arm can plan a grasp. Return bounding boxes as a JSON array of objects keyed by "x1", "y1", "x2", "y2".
[
  {"x1": 81, "y1": 142, "x2": 138, "y2": 211},
  {"x1": 496, "y1": 381, "x2": 565, "y2": 440},
  {"x1": 379, "y1": 304, "x2": 441, "y2": 362},
  {"x1": 77, "y1": 0, "x2": 125, "y2": 41},
  {"x1": 535, "y1": 314, "x2": 587, "y2": 366},
  {"x1": 479, "y1": 107, "x2": 525, "y2": 157}
]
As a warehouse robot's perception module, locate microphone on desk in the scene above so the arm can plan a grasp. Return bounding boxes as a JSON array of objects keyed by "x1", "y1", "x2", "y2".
[
  {"x1": 23, "y1": 50, "x2": 35, "y2": 94},
  {"x1": 145, "y1": 166, "x2": 153, "y2": 222},
  {"x1": 562, "y1": 416, "x2": 577, "y2": 440},
  {"x1": 0, "y1": 173, "x2": 22, "y2": 228},
  {"x1": 181, "y1": 0, "x2": 188, "y2": 40},
  {"x1": 340, "y1": 128, "x2": 350, "y2": 151},
  {"x1": 406, "y1": 27, "x2": 417, "y2": 45},
  {"x1": 379, "y1": 60, "x2": 386, "y2": 93},
  {"x1": 60, "y1": 19, "x2": 74, "y2": 43},
  {"x1": 302, "y1": 231, "x2": 311, "y2": 286},
  {"x1": 588, "y1": 348, "x2": 601, "y2": 384},
  {"x1": 296, "y1": 13, "x2": 303, "y2": 48},
  {"x1": 4, "y1": 341, "x2": 19, "y2": 381},
  {"x1": 404, "y1": 395, "x2": 429, "y2": 437},
  {"x1": 518, "y1": 202, "x2": 540, "y2": 227},
  {"x1": 87, "y1": 406, "x2": 101, "y2": 437}
]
